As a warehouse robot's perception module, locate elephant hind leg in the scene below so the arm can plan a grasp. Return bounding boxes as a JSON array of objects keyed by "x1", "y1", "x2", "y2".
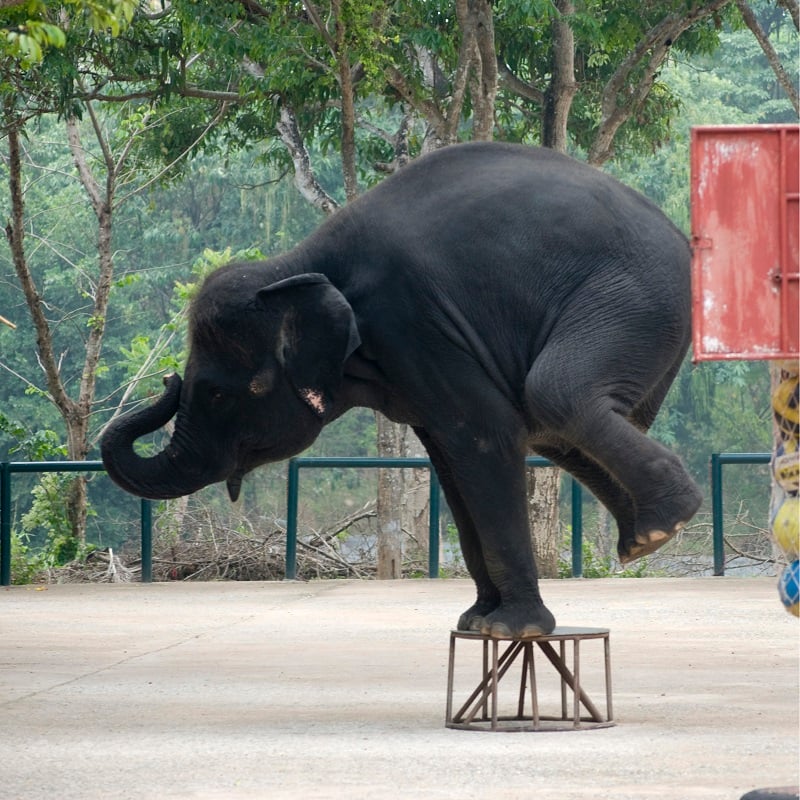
[
  {"x1": 525, "y1": 352, "x2": 702, "y2": 564},
  {"x1": 532, "y1": 441, "x2": 636, "y2": 562},
  {"x1": 614, "y1": 350, "x2": 702, "y2": 563}
]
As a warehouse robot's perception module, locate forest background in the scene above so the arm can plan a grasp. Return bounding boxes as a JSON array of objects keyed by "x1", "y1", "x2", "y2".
[{"x1": 0, "y1": 0, "x2": 797, "y2": 583}]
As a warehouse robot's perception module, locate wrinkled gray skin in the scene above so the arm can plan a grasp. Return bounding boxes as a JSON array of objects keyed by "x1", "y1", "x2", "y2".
[{"x1": 102, "y1": 142, "x2": 702, "y2": 639}]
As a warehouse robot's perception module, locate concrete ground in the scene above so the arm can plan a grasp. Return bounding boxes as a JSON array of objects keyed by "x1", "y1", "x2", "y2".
[{"x1": 1, "y1": 577, "x2": 798, "y2": 800}]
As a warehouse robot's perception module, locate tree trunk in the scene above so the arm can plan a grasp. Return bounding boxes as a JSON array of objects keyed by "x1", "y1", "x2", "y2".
[
  {"x1": 332, "y1": 0, "x2": 359, "y2": 201},
  {"x1": 5, "y1": 118, "x2": 90, "y2": 543},
  {"x1": 542, "y1": 0, "x2": 577, "y2": 151},
  {"x1": 459, "y1": 0, "x2": 497, "y2": 141},
  {"x1": 376, "y1": 412, "x2": 404, "y2": 579},
  {"x1": 65, "y1": 111, "x2": 118, "y2": 541},
  {"x1": 401, "y1": 429, "x2": 432, "y2": 570},
  {"x1": 527, "y1": 465, "x2": 560, "y2": 578}
]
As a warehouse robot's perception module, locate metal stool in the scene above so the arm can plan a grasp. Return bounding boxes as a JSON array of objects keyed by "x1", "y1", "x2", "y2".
[{"x1": 446, "y1": 626, "x2": 614, "y2": 731}]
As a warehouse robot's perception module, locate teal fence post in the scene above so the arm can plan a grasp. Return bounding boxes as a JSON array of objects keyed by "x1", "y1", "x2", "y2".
[
  {"x1": 428, "y1": 469, "x2": 440, "y2": 578},
  {"x1": 711, "y1": 453, "x2": 724, "y2": 576},
  {"x1": 1, "y1": 462, "x2": 10, "y2": 586},
  {"x1": 571, "y1": 477, "x2": 583, "y2": 577},
  {"x1": 285, "y1": 459, "x2": 299, "y2": 580},
  {"x1": 140, "y1": 499, "x2": 152, "y2": 583},
  {"x1": 710, "y1": 452, "x2": 771, "y2": 577}
]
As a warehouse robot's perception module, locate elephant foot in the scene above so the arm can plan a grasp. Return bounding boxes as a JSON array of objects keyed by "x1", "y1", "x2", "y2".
[
  {"x1": 618, "y1": 484, "x2": 703, "y2": 565},
  {"x1": 618, "y1": 525, "x2": 681, "y2": 565},
  {"x1": 457, "y1": 598, "x2": 500, "y2": 632},
  {"x1": 478, "y1": 602, "x2": 556, "y2": 640}
]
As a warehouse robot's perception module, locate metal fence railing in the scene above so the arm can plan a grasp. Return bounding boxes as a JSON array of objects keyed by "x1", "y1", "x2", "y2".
[
  {"x1": 709, "y1": 452, "x2": 772, "y2": 576},
  {"x1": 0, "y1": 453, "x2": 770, "y2": 585}
]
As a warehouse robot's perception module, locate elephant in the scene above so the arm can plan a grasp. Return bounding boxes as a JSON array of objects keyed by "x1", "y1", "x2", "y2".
[{"x1": 101, "y1": 141, "x2": 703, "y2": 639}]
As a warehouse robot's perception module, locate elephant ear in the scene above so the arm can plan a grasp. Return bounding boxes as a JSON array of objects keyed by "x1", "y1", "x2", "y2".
[{"x1": 258, "y1": 273, "x2": 361, "y2": 419}]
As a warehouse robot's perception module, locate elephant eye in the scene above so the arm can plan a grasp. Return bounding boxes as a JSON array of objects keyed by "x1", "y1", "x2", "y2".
[{"x1": 249, "y1": 368, "x2": 275, "y2": 397}]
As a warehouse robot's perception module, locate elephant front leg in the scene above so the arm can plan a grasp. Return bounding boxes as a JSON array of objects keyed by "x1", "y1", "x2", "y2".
[
  {"x1": 429, "y1": 433, "x2": 556, "y2": 639},
  {"x1": 413, "y1": 428, "x2": 501, "y2": 631}
]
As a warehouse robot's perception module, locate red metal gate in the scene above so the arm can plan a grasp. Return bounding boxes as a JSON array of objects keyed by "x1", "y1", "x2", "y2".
[{"x1": 691, "y1": 124, "x2": 799, "y2": 361}]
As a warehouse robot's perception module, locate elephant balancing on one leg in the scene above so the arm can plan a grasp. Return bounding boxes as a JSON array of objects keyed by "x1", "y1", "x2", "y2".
[{"x1": 102, "y1": 142, "x2": 703, "y2": 640}]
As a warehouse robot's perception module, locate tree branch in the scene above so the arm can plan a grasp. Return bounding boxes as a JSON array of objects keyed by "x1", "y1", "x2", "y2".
[
  {"x1": 776, "y1": 0, "x2": 799, "y2": 30},
  {"x1": 275, "y1": 104, "x2": 339, "y2": 216},
  {"x1": 496, "y1": 59, "x2": 545, "y2": 104},
  {"x1": 542, "y1": 0, "x2": 577, "y2": 152},
  {"x1": 65, "y1": 115, "x2": 104, "y2": 214},
  {"x1": 302, "y1": 0, "x2": 337, "y2": 58},
  {"x1": 467, "y1": 0, "x2": 498, "y2": 141},
  {"x1": 385, "y1": 65, "x2": 448, "y2": 138},
  {"x1": 736, "y1": 0, "x2": 799, "y2": 113},
  {"x1": 588, "y1": 0, "x2": 733, "y2": 165}
]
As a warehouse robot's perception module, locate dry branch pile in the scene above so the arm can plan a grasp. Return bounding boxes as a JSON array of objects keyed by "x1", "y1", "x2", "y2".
[
  {"x1": 43, "y1": 548, "x2": 133, "y2": 583},
  {"x1": 146, "y1": 500, "x2": 389, "y2": 582}
]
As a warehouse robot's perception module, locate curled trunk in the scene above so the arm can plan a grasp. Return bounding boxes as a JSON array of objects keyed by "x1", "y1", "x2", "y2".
[{"x1": 101, "y1": 375, "x2": 205, "y2": 501}]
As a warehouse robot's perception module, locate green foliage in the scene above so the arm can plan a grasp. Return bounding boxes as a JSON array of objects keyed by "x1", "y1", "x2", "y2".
[
  {"x1": 21, "y1": 473, "x2": 96, "y2": 567},
  {"x1": 492, "y1": 0, "x2": 731, "y2": 155},
  {"x1": 558, "y1": 531, "x2": 655, "y2": 579},
  {"x1": 0, "y1": 415, "x2": 94, "y2": 580},
  {"x1": 8, "y1": 528, "x2": 41, "y2": 584},
  {"x1": 0, "y1": 0, "x2": 136, "y2": 63},
  {"x1": 3, "y1": 19, "x2": 65, "y2": 65},
  {"x1": 0, "y1": 414, "x2": 67, "y2": 461}
]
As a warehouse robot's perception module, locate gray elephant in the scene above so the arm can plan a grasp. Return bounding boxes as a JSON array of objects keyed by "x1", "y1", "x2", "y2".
[{"x1": 102, "y1": 142, "x2": 702, "y2": 639}]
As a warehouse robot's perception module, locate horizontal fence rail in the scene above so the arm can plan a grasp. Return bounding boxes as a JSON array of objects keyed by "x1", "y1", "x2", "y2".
[
  {"x1": 285, "y1": 456, "x2": 585, "y2": 580},
  {"x1": 0, "y1": 453, "x2": 770, "y2": 585}
]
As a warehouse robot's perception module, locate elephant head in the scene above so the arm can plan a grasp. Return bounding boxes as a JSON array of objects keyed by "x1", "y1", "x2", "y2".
[{"x1": 101, "y1": 266, "x2": 361, "y2": 502}]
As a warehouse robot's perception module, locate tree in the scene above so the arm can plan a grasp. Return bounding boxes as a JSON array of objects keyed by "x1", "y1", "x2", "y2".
[
  {"x1": 735, "y1": 0, "x2": 799, "y2": 113},
  {"x1": 3, "y1": 0, "x2": 795, "y2": 574},
  {"x1": 1, "y1": 0, "x2": 207, "y2": 541}
]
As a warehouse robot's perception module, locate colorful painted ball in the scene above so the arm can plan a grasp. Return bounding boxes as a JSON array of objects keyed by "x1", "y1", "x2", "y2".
[
  {"x1": 772, "y1": 442, "x2": 800, "y2": 495},
  {"x1": 771, "y1": 496, "x2": 799, "y2": 560},
  {"x1": 772, "y1": 375, "x2": 799, "y2": 435},
  {"x1": 778, "y1": 560, "x2": 800, "y2": 618}
]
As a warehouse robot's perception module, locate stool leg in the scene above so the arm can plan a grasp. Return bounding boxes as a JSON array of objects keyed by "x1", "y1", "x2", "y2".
[
  {"x1": 573, "y1": 638, "x2": 581, "y2": 729},
  {"x1": 516, "y1": 642, "x2": 539, "y2": 730},
  {"x1": 482, "y1": 639, "x2": 489, "y2": 720},
  {"x1": 528, "y1": 642, "x2": 539, "y2": 730},
  {"x1": 446, "y1": 632, "x2": 456, "y2": 725},
  {"x1": 453, "y1": 640, "x2": 523, "y2": 726},
  {"x1": 516, "y1": 644, "x2": 528, "y2": 719},
  {"x1": 537, "y1": 640, "x2": 605, "y2": 724},
  {"x1": 604, "y1": 634, "x2": 614, "y2": 722},
  {"x1": 560, "y1": 640, "x2": 567, "y2": 720},
  {"x1": 490, "y1": 639, "x2": 499, "y2": 730}
]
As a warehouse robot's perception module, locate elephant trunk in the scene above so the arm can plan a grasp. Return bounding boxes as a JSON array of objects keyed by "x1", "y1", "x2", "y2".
[{"x1": 101, "y1": 374, "x2": 208, "y2": 501}]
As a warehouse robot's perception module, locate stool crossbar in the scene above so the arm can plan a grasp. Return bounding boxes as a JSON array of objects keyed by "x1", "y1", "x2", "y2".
[{"x1": 446, "y1": 626, "x2": 614, "y2": 732}]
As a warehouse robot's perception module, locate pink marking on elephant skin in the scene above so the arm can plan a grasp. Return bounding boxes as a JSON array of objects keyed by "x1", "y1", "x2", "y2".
[{"x1": 300, "y1": 388, "x2": 326, "y2": 415}]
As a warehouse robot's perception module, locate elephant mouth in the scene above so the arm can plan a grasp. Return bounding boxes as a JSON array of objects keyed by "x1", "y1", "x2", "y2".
[{"x1": 223, "y1": 445, "x2": 283, "y2": 502}]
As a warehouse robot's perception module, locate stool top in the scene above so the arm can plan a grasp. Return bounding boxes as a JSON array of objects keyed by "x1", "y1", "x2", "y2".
[{"x1": 451, "y1": 626, "x2": 609, "y2": 641}]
